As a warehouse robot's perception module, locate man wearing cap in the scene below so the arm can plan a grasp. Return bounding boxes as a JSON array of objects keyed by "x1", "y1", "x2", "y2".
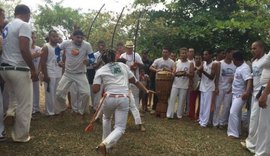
[
  {"x1": 0, "y1": 4, "x2": 38, "y2": 142},
  {"x1": 120, "y1": 41, "x2": 144, "y2": 111}
]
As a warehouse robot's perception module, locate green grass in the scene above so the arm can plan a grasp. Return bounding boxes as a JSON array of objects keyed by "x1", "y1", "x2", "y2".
[{"x1": 0, "y1": 111, "x2": 252, "y2": 156}]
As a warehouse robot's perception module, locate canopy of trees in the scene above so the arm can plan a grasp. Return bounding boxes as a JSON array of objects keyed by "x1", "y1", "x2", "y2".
[{"x1": 0, "y1": 0, "x2": 269, "y2": 58}]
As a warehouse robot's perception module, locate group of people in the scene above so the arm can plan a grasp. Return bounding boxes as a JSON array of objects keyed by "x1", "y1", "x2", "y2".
[
  {"x1": 147, "y1": 44, "x2": 269, "y2": 156},
  {"x1": 0, "y1": 4, "x2": 269, "y2": 156}
]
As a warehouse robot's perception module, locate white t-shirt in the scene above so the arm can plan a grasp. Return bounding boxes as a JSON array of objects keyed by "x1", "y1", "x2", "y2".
[
  {"x1": 45, "y1": 43, "x2": 62, "y2": 78},
  {"x1": 252, "y1": 54, "x2": 266, "y2": 95},
  {"x1": 31, "y1": 45, "x2": 41, "y2": 71},
  {"x1": 219, "y1": 60, "x2": 236, "y2": 90},
  {"x1": 172, "y1": 60, "x2": 191, "y2": 89},
  {"x1": 2, "y1": 18, "x2": 32, "y2": 67},
  {"x1": 120, "y1": 52, "x2": 143, "y2": 79},
  {"x1": 93, "y1": 62, "x2": 135, "y2": 95},
  {"x1": 59, "y1": 40, "x2": 93, "y2": 74},
  {"x1": 232, "y1": 62, "x2": 252, "y2": 95},
  {"x1": 151, "y1": 57, "x2": 175, "y2": 73},
  {"x1": 260, "y1": 53, "x2": 270, "y2": 86},
  {"x1": 199, "y1": 61, "x2": 215, "y2": 92}
]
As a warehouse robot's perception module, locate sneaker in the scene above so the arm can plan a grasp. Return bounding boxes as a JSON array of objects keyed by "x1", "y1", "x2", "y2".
[
  {"x1": 150, "y1": 110, "x2": 156, "y2": 115},
  {"x1": 96, "y1": 143, "x2": 106, "y2": 156},
  {"x1": 0, "y1": 131, "x2": 6, "y2": 142},
  {"x1": 240, "y1": 141, "x2": 247, "y2": 148},
  {"x1": 0, "y1": 136, "x2": 6, "y2": 142},
  {"x1": 139, "y1": 124, "x2": 146, "y2": 132}
]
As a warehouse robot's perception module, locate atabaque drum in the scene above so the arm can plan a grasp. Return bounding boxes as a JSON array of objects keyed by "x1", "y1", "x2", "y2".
[{"x1": 155, "y1": 71, "x2": 173, "y2": 117}]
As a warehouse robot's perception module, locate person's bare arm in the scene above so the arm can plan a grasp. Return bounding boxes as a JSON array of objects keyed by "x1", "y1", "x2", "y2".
[
  {"x1": 39, "y1": 46, "x2": 50, "y2": 83},
  {"x1": 241, "y1": 79, "x2": 253, "y2": 100},
  {"x1": 201, "y1": 62, "x2": 216, "y2": 80},
  {"x1": 19, "y1": 36, "x2": 38, "y2": 81},
  {"x1": 259, "y1": 80, "x2": 270, "y2": 108},
  {"x1": 92, "y1": 84, "x2": 101, "y2": 94}
]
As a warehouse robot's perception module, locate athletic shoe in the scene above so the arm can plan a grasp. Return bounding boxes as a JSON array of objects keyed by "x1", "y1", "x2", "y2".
[{"x1": 96, "y1": 143, "x2": 106, "y2": 156}]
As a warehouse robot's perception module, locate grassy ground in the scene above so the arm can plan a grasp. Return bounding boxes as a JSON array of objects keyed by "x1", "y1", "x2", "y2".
[{"x1": 0, "y1": 88, "x2": 252, "y2": 156}]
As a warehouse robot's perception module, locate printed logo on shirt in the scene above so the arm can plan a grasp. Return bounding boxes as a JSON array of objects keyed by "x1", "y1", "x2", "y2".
[
  {"x1": 235, "y1": 73, "x2": 242, "y2": 79},
  {"x1": 109, "y1": 63, "x2": 122, "y2": 75},
  {"x1": 252, "y1": 66, "x2": 261, "y2": 77},
  {"x1": 71, "y1": 48, "x2": 79, "y2": 56},
  {"x1": 221, "y1": 68, "x2": 234, "y2": 76}
]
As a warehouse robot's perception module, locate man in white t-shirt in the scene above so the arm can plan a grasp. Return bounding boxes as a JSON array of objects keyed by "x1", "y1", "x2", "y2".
[
  {"x1": 227, "y1": 50, "x2": 252, "y2": 138},
  {"x1": 241, "y1": 41, "x2": 267, "y2": 153},
  {"x1": 149, "y1": 47, "x2": 174, "y2": 114},
  {"x1": 167, "y1": 47, "x2": 194, "y2": 119},
  {"x1": 93, "y1": 50, "x2": 149, "y2": 155},
  {"x1": 54, "y1": 30, "x2": 93, "y2": 116},
  {"x1": 0, "y1": 4, "x2": 38, "y2": 142}
]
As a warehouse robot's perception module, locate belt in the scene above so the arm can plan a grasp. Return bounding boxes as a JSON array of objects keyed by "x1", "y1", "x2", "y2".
[
  {"x1": 108, "y1": 94, "x2": 128, "y2": 98},
  {"x1": 0, "y1": 66, "x2": 30, "y2": 71}
]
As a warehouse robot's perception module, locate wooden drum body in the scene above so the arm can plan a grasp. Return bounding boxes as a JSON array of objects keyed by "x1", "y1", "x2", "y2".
[{"x1": 155, "y1": 71, "x2": 173, "y2": 117}]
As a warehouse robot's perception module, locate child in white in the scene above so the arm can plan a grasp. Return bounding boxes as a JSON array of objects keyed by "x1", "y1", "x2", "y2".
[
  {"x1": 167, "y1": 48, "x2": 194, "y2": 119},
  {"x1": 227, "y1": 51, "x2": 252, "y2": 138}
]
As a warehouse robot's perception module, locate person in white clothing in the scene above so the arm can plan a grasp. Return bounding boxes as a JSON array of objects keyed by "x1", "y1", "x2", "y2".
[
  {"x1": 93, "y1": 50, "x2": 149, "y2": 155},
  {"x1": 40, "y1": 30, "x2": 63, "y2": 116},
  {"x1": 241, "y1": 40, "x2": 267, "y2": 153},
  {"x1": 213, "y1": 48, "x2": 236, "y2": 128},
  {"x1": 30, "y1": 32, "x2": 41, "y2": 115},
  {"x1": 197, "y1": 50, "x2": 217, "y2": 127},
  {"x1": 255, "y1": 51, "x2": 270, "y2": 156},
  {"x1": 54, "y1": 30, "x2": 93, "y2": 116},
  {"x1": 120, "y1": 41, "x2": 144, "y2": 111},
  {"x1": 0, "y1": 7, "x2": 6, "y2": 141},
  {"x1": 167, "y1": 47, "x2": 194, "y2": 119},
  {"x1": 227, "y1": 50, "x2": 252, "y2": 138},
  {"x1": 149, "y1": 47, "x2": 175, "y2": 114},
  {"x1": 0, "y1": 4, "x2": 38, "y2": 142},
  {"x1": 91, "y1": 40, "x2": 106, "y2": 111}
]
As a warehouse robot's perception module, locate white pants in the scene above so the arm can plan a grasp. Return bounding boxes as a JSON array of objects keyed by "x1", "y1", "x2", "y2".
[
  {"x1": 0, "y1": 70, "x2": 32, "y2": 142},
  {"x1": 2, "y1": 85, "x2": 9, "y2": 113},
  {"x1": 0, "y1": 89, "x2": 4, "y2": 137},
  {"x1": 70, "y1": 82, "x2": 90, "y2": 115},
  {"x1": 213, "y1": 89, "x2": 232, "y2": 126},
  {"x1": 255, "y1": 94, "x2": 270, "y2": 156},
  {"x1": 199, "y1": 91, "x2": 213, "y2": 127},
  {"x1": 44, "y1": 77, "x2": 61, "y2": 116},
  {"x1": 89, "y1": 84, "x2": 94, "y2": 108},
  {"x1": 102, "y1": 96, "x2": 129, "y2": 149},
  {"x1": 55, "y1": 72, "x2": 90, "y2": 114},
  {"x1": 32, "y1": 81, "x2": 40, "y2": 114},
  {"x1": 227, "y1": 94, "x2": 245, "y2": 138},
  {"x1": 93, "y1": 84, "x2": 102, "y2": 111},
  {"x1": 167, "y1": 87, "x2": 187, "y2": 118},
  {"x1": 130, "y1": 84, "x2": 140, "y2": 110},
  {"x1": 129, "y1": 92, "x2": 142, "y2": 125},
  {"x1": 245, "y1": 94, "x2": 260, "y2": 153}
]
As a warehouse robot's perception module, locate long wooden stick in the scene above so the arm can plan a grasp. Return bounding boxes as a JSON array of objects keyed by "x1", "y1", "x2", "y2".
[
  {"x1": 85, "y1": 94, "x2": 107, "y2": 132},
  {"x1": 111, "y1": 7, "x2": 125, "y2": 49},
  {"x1": 86, "y1": 4, "x2": 105, "y2": 41}
]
